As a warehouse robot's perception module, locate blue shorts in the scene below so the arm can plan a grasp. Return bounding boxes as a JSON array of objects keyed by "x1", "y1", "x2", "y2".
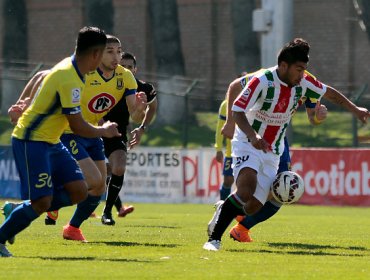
[
  {"x1": 277, "y1": 137, "x2": 291, "y2": 173},
  {"x1": 61, "y1": 134, "x2": 105, "y2": 161},
  {"x1": 12, "y1": 138, "x2": 84, "y2": 200},
  {"x1": 223, "y1": 156, "x2": 233, "y2": 176}
]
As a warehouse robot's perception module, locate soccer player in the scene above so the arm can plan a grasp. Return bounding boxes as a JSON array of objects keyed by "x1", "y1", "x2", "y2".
[
  {"x1": 59, "y1": 36, "x2": 146, "y2": 241},
  {"x1": 203, "y1": 38, "x2": 370, "y2": 251},
  {"x1": 0, "y1": 26, "x2": 121, "y2": 257},
  {"x1": 101, "y1": 52, "x2": 158, "y2": 225},
  {"x1": 214, "y1": 99, "x2": 234, "y2": 200},
  {"x1": 221, "y1": 70, "x2": 328, "y2": 243}
]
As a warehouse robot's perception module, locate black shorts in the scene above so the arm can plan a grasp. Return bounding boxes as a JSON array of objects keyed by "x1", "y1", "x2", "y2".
[{"x1": 102, "y1": 135, "x2": 127, "y2": 158}]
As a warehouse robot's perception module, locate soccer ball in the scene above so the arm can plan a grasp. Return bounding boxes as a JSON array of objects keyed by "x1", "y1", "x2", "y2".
[{"x1": 271, "y1": 171, "x2": 304, "y2": 205}]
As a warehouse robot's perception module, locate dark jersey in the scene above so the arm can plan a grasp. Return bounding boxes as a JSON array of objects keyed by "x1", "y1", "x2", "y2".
[{"x1": 103, "y1": 78, "x2": 157, "y2": 135}]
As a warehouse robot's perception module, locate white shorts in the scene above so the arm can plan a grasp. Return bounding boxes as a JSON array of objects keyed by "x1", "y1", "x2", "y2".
[{"x1": 232, "y1": 140, "x2": 280, "y2": 204}]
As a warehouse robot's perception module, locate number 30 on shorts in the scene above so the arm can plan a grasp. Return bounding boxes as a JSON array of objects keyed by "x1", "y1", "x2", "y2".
[{"x1": 35, "y1": 173, "x2": 52, "y2": 189}]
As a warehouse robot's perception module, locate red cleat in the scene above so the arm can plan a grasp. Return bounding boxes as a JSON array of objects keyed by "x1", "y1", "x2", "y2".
[
  {"x1": 63, "y1": 224, "x2": 88, "y2": 242},
  {"x1": 118, "y1": 205, "x2": 134, "y2": 217},
  {"x1": 229, "y1": 223, "x2": 253, "y2": 243}
]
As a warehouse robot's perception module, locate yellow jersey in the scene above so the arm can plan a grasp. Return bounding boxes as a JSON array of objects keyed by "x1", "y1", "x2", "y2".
[
  {"x1": 64, "y1": 64, "x2": 137, "y2": 132},
  {"x1": 215, "y1": 100, "x2": 232, "y2": 157},
  {"x1": 12, "y1": 56, "x2": 83, "y2": 144}
]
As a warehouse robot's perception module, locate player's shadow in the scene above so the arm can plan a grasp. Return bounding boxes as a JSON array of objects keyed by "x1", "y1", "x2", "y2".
[
  {"x1": 90, "y1": 241, "x2": 179, "y2": 248},
  {"x1": 24, "y1": 256, "x2": 154, "y2": 262},
  {"x1": 125, "y1": 225, "x2": 179, "y2": 229},
  {"x1": 227, "y1": 242, "x2": 369, "y2": 257}
]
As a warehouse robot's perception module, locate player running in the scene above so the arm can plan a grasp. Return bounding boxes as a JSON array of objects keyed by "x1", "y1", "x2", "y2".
[
  {"x1": 0, "y1": 27, "x2": 120, "y2": 257},
  {"x1": 218, "y1": 69, "x2": 327, "y2": 243},
  {"x1": 101, "y1": 52, "x2": 158, "y2": 225},
  {"x1": 204, "y1": 38, "x2": 370, "y2": 251}
]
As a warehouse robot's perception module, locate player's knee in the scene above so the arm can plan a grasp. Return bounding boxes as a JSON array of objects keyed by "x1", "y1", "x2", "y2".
[
  {"x1": 85, "y1": 172, "x2": 103, "y2": 190},
  {"x1": 70, "y1": 184, "x2": 88, "y2": 204},
  {"x1": 111, "y1": 165, "x2": 125, "y2": 176},
  {"x1": 88, "y1": 179, "x2": 106, "y2": 196}
]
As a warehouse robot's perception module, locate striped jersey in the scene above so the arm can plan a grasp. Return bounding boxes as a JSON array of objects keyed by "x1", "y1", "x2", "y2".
[
  {"x1": 232, "y1": 66, "x2": 327, "y2": 155},
  {"x1": 12, "y1": 55, "x2": 83, "y2": 144}
]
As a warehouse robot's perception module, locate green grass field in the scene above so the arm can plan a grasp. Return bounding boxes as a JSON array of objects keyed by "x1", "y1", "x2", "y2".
[{"x1": 0, "y1": 200, "x2": 369, "y2": 279}]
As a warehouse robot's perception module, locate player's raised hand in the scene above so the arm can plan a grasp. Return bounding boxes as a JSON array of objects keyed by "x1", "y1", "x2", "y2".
[
  {"x1": 101, "y1": 121, "x2": 121, "y2": 138},
  {"x1": 221, "y1": 121, "x2": 235, "y2": 139},
  {"x1": 354, "y1": 107, "x2": 370, "y2": 124},
  {"x1": 314, "y1": 100, "x2": 327, "y2": 122}
]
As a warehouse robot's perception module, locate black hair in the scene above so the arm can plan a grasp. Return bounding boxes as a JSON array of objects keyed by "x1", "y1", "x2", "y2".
[
  {"x1": 106, "y1": 34, "x2": 121, "y2": 45},
  {"x1": 75, "y1": 26, "x2": 107, "y2": 55},
  {"x1": 121, "y1": 52, "x2": 137, "y2": 66},
  {"x1": 277, "y1": 38, "x2": 310, "y2": 65}
]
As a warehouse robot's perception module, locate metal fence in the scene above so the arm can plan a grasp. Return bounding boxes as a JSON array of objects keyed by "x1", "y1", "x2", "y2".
[{"x1": 1, "y1": 61, "x2": 369, "y2": 148}]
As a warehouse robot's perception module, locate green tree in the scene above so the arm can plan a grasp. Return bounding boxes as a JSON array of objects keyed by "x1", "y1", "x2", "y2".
[
  {"x1": 148, "y1": 0, "x2": 185, "y2": 75},
  {"x1": 84, "y1": 0, "x2": 114, "y2": 34}
]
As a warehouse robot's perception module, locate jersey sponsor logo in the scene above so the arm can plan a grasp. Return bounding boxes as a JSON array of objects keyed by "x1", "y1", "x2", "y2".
[
  {"x1": 116, "y1": 78, "x2": 124, "y2": 90},
  {"x1": 90, "y1": 80, "x2": 101, "y2": 86},
  {"x1": 254, "y1": 110, "x2": 291, "y2": 125},
  {"x1": 71, "y1": 88, "x2": 81, "y2": 104},
  {"x1": 88, "y1": 92, "x2": 116, "y2": 113}
]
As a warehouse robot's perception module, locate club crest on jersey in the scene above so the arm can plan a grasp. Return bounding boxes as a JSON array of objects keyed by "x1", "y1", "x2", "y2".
[
  {"x1": 116, "y1": 78, "x2": 124, "y2": 90},
  {"x1": 88, "y1": 93, "x2": 116, "y2": 113},
  {"x1": 71, "y1": 88, "x2": 81, "y2": 104}
]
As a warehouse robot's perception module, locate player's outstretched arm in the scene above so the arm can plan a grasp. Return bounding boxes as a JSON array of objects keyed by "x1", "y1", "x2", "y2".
[
  {"x1": 128, "y1": 98, "x2": 158, "y2": 149},
  {"x1": 67, "y1": 114, "x2": 121, "y2": 138},
  {"x1": 8, "y1": 70, "x2": 50, "y2": 124},
  {"x1": 221, "y1": 77, "x2": 243, "y2": 139},
  {"x1": 323, "y1": 86, "x2": 370, "y2": 124}
]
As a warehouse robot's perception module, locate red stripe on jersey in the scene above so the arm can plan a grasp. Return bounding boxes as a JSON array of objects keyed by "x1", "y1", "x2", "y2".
[
  {"x1": 304, "y1": 73, "x2": 323, "y2": 89},
  {"x1": 263, "y1": 125, "x2": 280, "y2": 147},
  {"x1": 273, "y1": 84, "x2": 291, "y2": 113},
  {"x1": 234, "y1": 77, "x2": 260, "y2": 110}
]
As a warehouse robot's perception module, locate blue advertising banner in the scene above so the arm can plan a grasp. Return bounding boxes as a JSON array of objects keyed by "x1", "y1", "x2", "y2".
[{"x1": 0, "y1": 146, "x2": 21, "y2": 198}]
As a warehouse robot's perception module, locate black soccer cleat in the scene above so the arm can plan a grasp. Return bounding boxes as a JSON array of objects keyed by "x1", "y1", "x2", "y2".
[
  {"x1": 101, "y1": 212, "x2": 115, "y2": 226},
  {"x1": 45, "y1": 216, "x2": 57, "y2": 225}
]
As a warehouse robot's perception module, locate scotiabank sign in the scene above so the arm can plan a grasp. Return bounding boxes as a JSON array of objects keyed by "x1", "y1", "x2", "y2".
[{"x1": 291, "y1": 148, "x2": 370, "y2": 206}]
